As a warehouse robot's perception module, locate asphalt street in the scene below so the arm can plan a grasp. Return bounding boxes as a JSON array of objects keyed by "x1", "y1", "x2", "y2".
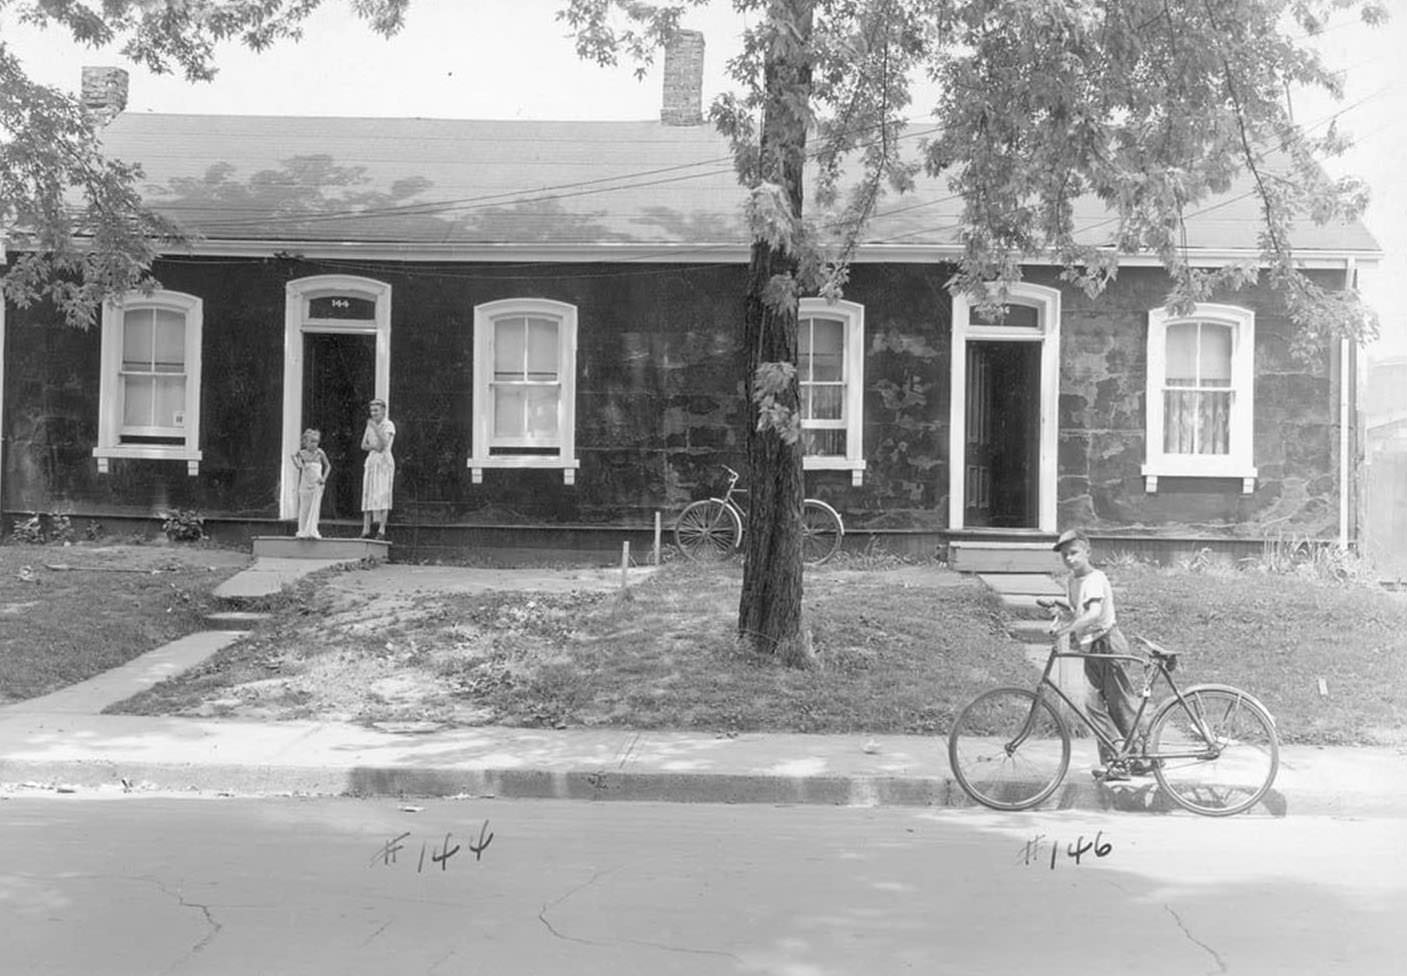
[{"x1": 1, "y1": 794, "x2": 1401, "y2": 975}]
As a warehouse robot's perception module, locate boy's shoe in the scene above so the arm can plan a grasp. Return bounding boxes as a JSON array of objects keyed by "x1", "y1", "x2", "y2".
[
  {"x1": 1128, "y1": 759, "x2": 1159, "y2": 777},
  {"x1": 1091, "y1": 764, "x2": 1131, "y2": 783}
]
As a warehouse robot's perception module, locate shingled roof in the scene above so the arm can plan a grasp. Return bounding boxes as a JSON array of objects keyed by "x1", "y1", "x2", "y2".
[{"x1": 98, "y1": 112, "x2": 1381, "y2": 259}]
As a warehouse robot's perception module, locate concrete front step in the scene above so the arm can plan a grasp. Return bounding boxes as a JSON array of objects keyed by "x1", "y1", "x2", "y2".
[
  {"x1": 950, "y1": 540, "x2": 1062, "y2": 574},
  {"x1": 203, "y1": 611, "x2": 272, "y2": 632},
  {"x1": 252, "y1": 536, "x2": 390, "y2": 561}
]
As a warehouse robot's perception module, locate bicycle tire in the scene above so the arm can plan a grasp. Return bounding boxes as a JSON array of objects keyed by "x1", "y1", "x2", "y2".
[
  {"x1": 948, "y1": 687, "x2": 1071, "y2": 811},
  {"x1": 800, "y1": 499, "x2": 844, "y2": 565},
  {"x1": 674, "y1": 499, "x2": 742, "y2": 561},
  {"x1": 1147, "y1": 684, "x2": 1280, "y2": 817}
]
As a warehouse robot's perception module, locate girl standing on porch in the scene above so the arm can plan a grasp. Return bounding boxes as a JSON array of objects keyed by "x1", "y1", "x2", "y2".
[
  {"x1": 292, "y1": 428, "x2": 331, "y2": 539},
  {"x1": 360, "y1": 398, "x2": 396, "y2": 539}
]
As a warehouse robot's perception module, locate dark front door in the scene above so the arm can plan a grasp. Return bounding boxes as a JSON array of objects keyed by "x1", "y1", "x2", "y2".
[
  {"x1": 302, "y1": 333, "x2": 376, "y2": 521},
  {"x1": 965, "y1": 341, "x2": 1040, "y2": 528}
]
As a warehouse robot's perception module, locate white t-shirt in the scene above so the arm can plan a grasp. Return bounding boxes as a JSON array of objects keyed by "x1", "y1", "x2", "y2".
[{"x1": 1066, "y1": 568, "x2": 1116, "y2": 646}]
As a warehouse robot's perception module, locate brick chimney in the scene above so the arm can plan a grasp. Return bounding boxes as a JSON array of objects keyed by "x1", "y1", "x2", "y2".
[
  {"x1": 660, "y1": 30, "x2": 705, "y2": 126},
  {"x1": 81, "y1": 66, "x2": 129, "y2": 125}
]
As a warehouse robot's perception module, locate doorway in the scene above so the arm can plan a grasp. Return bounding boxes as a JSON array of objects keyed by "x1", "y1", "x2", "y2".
[
  {"x1": 964, "y1": 341, "x2": 1040, "y2": 528},
  {"x1": 302, "y1": 332, "x2": 375, "y2": 520}
]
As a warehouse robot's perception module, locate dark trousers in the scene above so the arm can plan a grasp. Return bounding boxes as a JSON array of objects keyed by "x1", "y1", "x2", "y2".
[{"x1": 1083, "y1": 626, "x2": 1142, "y2": 763}]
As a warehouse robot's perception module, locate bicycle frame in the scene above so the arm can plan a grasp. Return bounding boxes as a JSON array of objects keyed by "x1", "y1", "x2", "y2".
[{"x1": 1009, "y1": 641, "x2": 1227, "y2": 765}]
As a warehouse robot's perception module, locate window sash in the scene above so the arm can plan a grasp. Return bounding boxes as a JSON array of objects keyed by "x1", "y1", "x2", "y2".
[
  {"x1": 119, "y1": 307, "x2": 190, "y2": 439},
  {"x1": 799, "y1": 314, "x2": 849, "y2": 455}
]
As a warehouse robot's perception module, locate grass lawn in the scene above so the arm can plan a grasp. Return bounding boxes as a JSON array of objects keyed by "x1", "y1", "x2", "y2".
[
  {"x1": 109, "y1": 555, "x2": 1407, "y2": 745},
  {"x1": 1115, "y1": 563, "x2": 1407, "y2": 746},
  {"x1": 112, "y1": 561, "x2": 1031, "y2": 734},
  {"x1": 0, "y1": 542, "x2": 249, "y2": 704}
]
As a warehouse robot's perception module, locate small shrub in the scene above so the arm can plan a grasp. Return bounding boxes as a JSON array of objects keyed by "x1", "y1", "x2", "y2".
[
  {"x1": 161, "y1": 509, "x2": 206, "y2": 542},
  {"x1": 9, "y1": 513, "x2": 75, "y2": 545}
]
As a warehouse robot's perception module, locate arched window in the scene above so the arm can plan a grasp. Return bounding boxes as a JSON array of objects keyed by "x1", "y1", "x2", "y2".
[
  {"x1": 798, "y1": 298, "x2": 866, "y2": 485},
  {"x1": 1143, "y1": 304, "x2": 1257, "y2": 493},
  {"x1": 94, "y1": 290, "x2": 203, "y2": 475},
  {"x1": 469, "y1": 299, "x2": 580, "y2": 484}
]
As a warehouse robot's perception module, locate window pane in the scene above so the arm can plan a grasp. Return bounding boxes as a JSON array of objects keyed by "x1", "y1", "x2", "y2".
[
  {"x1": 123, "y1": 309, "x2": 154, "y2": 370},
  {"x1": 155, "y1": 376, "x2": 186, "y2": 427},
  {"x1": 493, "y1": 386, "x2": 525, "y2": 438},
  {"x1": 526, "y1": 318, "x2": 559, "y2": 381},
  {"x1": 493, "y1": 386, "x2": 559, "y2": 440},
  {"x1": 523, "y1": 386, "x2": 559, "y2": 438},
  {"x1": 802, "y1": 428, "x2": 845, "y2": 457},
  {"x1": 153, "y1": 309, "x2": 185, "y2": 372},
  {"x1": 123, "y1": 375, "x2": 155, "y2": 427},
  {"x1": 1199, "y1": 323, "x2": 1232, "y2": 386},
  {"x1": 1164, "y1": 390, "x2": 1230, "y2": 455},
  {"x1": 972, "y1": 304, "x2": 1038, "y2": 328},
  {"x1": 493, "y1": 317, "x2": 527, "y2": 379},
  {"x1": 802, "y1": 317, "x2": 844, "y2": 382},
  {"x1": 805, "y1": 385, "x2": 844, "y2": 421},
  {"x1": 1165, "y1": 322, "x2": 1198, "y2": 384}
]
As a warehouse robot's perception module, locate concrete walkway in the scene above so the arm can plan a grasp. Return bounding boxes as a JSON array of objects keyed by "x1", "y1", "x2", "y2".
[{"x1": 2, "y1": 562, "x2": 1403, "y2": 816}]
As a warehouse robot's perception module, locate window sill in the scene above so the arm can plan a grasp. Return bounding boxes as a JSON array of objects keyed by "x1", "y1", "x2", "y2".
[
  {"x1": 94, "y1": 446, "x2": 203, "y2": 476},
  {"x1": 1141, "y1": 461, "x2": 1256, "y2": 495},
  {"x1": 468, "y1": 455, "x2": 581, "y2": 485},
  {"x1": 802, "y1": 457, "x2": 867, "y2": 486}
]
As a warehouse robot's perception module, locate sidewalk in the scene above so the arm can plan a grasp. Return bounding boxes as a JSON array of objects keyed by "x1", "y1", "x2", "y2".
[
  {"x1": 2, "y1": 707, "x2": 1403, "y2": 815},
  {"x1": 3, "y1": 559, "x2": 1404, "y2": 815}
]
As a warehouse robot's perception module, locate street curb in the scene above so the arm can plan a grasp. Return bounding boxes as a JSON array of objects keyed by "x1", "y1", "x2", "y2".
[{"x1": 3, "y1": 758, "x2": 1395, "y2": 817}]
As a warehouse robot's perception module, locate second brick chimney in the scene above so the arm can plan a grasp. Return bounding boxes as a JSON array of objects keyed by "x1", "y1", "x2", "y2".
[
  {"x1": 81, "y1": 66, "x2": 129, "y2": 126},
  {"x1": 660, "y1": 31, "x2": 705, "y2": 126}
]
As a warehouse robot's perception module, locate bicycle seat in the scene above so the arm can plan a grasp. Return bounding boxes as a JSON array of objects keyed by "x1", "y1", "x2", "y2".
[{"x1": 1134, "y1": 635, "x2": 1180, "y2": 662}]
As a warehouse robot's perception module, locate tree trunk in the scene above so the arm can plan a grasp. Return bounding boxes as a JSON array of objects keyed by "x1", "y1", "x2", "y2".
[{"x1": 737, "y1": 0, "x2": 814, "y2": 664}]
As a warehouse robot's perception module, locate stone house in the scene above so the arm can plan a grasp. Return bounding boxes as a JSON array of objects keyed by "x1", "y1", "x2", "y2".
[{"x1": 0, "y1": 44, "x2": 1382, "y2": 562}]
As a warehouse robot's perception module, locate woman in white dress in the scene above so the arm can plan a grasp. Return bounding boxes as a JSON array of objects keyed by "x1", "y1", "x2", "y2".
[{"x1": 360, "y1": 398, "x2": 395, "y2": 539}]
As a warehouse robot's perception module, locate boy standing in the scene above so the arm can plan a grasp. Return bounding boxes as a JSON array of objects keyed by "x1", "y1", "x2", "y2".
[{"x1": 1048, "y1": 529, "x2": 1145, "y2": 781}]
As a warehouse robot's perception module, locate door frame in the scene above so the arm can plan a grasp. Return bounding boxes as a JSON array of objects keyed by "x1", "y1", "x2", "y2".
[
  {"x1": 947, "y1": 282, "x2": 1060, "y2": 533},
  {"x1": 281, "y1": 275, "x2": 391, "y2": 519}
]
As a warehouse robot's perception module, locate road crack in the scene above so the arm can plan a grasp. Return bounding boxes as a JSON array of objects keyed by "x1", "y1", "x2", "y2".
[
  {"x1": 538, "y1": 867, "x2": 739, "y2": 961},
  {"x1": 1164, "y1": 905, "x2": 1227, "y2": 975},
  {"x1": 123, "y1": 876, "x2": 224, "y2": 974}
]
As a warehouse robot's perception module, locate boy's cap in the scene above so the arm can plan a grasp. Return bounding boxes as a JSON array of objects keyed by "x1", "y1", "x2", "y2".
[{"x1": 1053, "y1": 529, "x2": 1090, "y2": 551}]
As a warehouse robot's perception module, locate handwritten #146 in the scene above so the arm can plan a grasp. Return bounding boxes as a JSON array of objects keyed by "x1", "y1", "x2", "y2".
[{"x1": 1019, "y1": 831, "x2": 1112, "y2": 869}]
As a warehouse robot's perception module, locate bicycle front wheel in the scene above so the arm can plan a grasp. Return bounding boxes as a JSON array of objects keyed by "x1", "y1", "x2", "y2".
[
  {"x1": 948, "y1": 687, "x2": 1071, "y2": 811},
  {"x1": 800, "y1": 499, "x2": 843, "y2": 565},
  {"x1": 1148, "y1": 685, "x2": 1280, "y2": 817},
  {"x1": 674, "y1": 500, "x2": 742, "y2": 562}
]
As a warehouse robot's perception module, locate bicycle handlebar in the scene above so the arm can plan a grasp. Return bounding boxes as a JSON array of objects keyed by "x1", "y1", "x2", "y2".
[{"x1": 722, "y1": 465, "x2": 741, "y2": 484}]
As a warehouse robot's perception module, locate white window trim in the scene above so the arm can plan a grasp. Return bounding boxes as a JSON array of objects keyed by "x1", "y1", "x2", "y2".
[
  {"x1": 948, "y1": 283, "x2": 1061, "y2": 532},
  {"x1": 798, "y1": 298, "x2": 866, "y2": 486},
  {"x1": 469, "y1": 298, "x2": 580, "y2": 485},
  {"x1": 281, "y1": 275, "x2": 392, "y2": 519},
  {"x1": 93, "y1": 290, "x2": 203, "y2": 475},
  {"x1": 1143, "y1": 303, "x2": 1257, "y2": 494}
]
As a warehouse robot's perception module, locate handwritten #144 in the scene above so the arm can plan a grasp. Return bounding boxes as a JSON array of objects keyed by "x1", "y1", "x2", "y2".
[{"x1": 373, "y1": 820, "x2": 494, "y2": 872}]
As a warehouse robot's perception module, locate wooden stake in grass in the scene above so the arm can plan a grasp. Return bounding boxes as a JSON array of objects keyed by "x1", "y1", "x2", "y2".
[
  {"x1": 1317, "y1": 677, "x2": 1329, "y2": 698},
  {"x1": 621, "y1": 541, "x2": 630, "y2": 591},
  {"x1": 653, "y1": 511, "x2": 662, "y2": 566}
]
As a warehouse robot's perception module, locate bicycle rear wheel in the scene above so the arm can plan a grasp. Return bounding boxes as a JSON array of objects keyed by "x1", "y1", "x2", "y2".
[
  {"x1": 948, "y1": 687, "x2": 1071, "y2": 811},
  {"x1": 1147, "y1": 685, "x2": 1280, "y2": 816},
  {"x1": 800, "y1": 499, "x2": 843, "y2": 565},
  {"x1": 674, "y1": 500, "x2": 742, "y2": 561}
]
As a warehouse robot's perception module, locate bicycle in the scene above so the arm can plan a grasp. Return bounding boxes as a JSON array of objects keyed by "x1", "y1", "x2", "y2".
[
  {"x1": 947, "y1": 600, "x2": 1280, "y2": 816},
  {"x1": 674, "y1": 465, "x2": 845, "y2": 565}
]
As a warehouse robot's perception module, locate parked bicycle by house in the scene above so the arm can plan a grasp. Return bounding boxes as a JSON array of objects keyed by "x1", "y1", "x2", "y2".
[
  {"x1": 674, "y1": 466, "x2": 844, "y2": 565},
  {"x1": 947, "y1": 602, "x2": 1280, "y2": 816}
]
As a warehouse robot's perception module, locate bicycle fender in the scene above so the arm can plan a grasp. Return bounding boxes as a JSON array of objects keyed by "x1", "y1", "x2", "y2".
[
  {"x1": 1174, "y1": 683, "x2": 1277, "y2": 726},
  {"x1": 803, "y1": 497, "x2": 845, "y2": 533}
]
